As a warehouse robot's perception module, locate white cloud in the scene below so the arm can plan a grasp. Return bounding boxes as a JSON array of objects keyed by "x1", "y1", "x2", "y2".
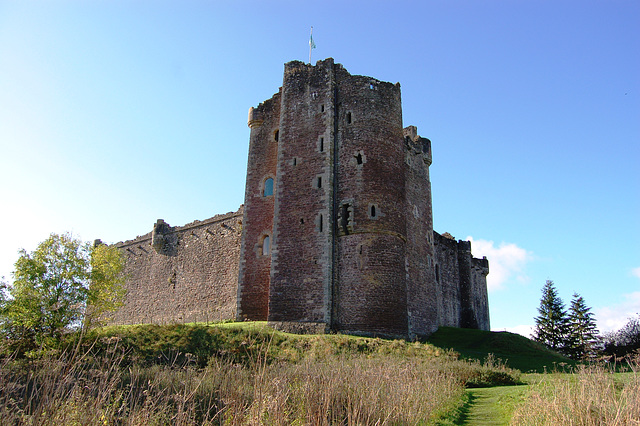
[
  {"x1": 632, "y1": 267, "x2": 640, "y2": 280},
  {"x1": 595, "y1": 291, "x2": 640, "y2": 333},
  {"x1": 466, "y1": 237, "x2": 532, "y2": 292}
]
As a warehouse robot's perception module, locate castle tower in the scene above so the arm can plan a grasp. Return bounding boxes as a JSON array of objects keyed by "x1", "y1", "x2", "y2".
[
  {"x1": 110, "y1": 58, "x2": 489, "y2": 334},
  {"x1": 237, "y1": 58, "x2": 487, "y2": 337}
]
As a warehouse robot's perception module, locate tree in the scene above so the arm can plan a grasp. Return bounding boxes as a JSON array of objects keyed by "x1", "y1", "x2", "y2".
[
  {"x1": 602, "y1": 314, "x2": 640, "y2": 358},
  {"x1": 532, "y1": 280, "x2": 569, "y2": 353},
  {"x1": 0, "y1": 233, "x2": 126, "y2": 353},
  {"x1": 565, "y1": 293, "x2": 599, "y2": 360}
]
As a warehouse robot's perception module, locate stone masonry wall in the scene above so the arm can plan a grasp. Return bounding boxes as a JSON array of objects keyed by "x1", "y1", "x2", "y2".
[
  {"x1": 112, "y1": 208, "x2": 243, "y2": 325},
  {"x1": 237, "y1": 92, "x2": 281, "y2": 321}
]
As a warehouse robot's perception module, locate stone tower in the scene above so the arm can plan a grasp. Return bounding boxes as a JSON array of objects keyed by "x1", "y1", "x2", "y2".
[
  {"x1": 237, "y1": 58, "x2": 474, "y2": 338},
  {"x1": 111, "y1": 58, "x2": 489, "y2": 335}
]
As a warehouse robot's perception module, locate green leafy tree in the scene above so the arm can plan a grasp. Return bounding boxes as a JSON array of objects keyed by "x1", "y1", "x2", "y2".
[
  {"x1": 0, "y1": 233, "x2": 126, "y2": 353},
  {"x1": 566, "y1": 293, "x2": 599, "y2": 360},
  {"x1": 532, "y1": 280, "x2": 569, "y2": 353}
]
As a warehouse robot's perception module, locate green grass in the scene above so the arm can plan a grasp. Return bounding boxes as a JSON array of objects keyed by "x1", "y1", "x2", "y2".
[
  {"x1": 427, "y1": 327, "x2": 575, "y2": 373},
  {"x1": 458, "y1": 386, "x2": 528, "y2": 425}
]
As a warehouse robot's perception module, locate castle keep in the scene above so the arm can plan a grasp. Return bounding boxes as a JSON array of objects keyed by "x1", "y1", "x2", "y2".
[{"x1": 112, "y1": 59, "x2": 490, "y2": 338}]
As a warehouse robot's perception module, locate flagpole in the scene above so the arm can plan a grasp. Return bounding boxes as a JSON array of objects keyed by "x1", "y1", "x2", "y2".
[{"x1": 309, "y1": 26, "x2": 314, "y2": 64}]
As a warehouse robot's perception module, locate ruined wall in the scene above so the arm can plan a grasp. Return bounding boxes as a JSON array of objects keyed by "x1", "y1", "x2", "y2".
[
  {"x1": 433, "y1": 231, "x2": 490, "y2": 331},
  {"x1": 112, "y1": 209, "x2": 242, "y2": 325},
  {"x1": 434, "y1": 232, "x2": 463, "y2": 328}
]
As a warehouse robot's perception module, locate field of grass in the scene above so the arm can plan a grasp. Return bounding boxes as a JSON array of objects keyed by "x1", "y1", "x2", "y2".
[
  {"x1": 1, "y1": 322, "x2": 638, "y2": 425},
  {"x1": 0, "y1": 322, "x2": 520, "y2": 425},
  {"x1": 428, "y1": 326, "x2": 575, "y2": 373}
]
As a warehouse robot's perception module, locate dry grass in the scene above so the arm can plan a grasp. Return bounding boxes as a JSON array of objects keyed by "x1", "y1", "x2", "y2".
[
  {"x1": 0, "y1": 343, "x2": 470, "y2": 425},
  {"x1": 511, "y1": 357, "x2": 640, "y2": 425}
]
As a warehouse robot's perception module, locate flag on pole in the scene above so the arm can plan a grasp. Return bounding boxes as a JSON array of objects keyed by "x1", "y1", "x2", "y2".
[
  {"x1": 309, "y1": 30, "x2": 316, "y2": 50},
  {"x1": 309, "y1": 27, "x2": 316, "y2": 64}
]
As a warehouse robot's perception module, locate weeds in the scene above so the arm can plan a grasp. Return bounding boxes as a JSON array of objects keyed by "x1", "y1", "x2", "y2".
[{"x1": 511, "y1": 356, "x2": 640, "y2": 425}]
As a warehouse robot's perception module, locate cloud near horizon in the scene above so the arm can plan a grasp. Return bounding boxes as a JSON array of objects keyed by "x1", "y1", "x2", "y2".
[
  {"x1": 465, "y1": 237, "x2": 532, "y2": 292},
  {"x1": 632, "y1": 267, "x2": 640, "y2": 280},
  {"x1": 595, "y1": 291, "x2": 640, "y2": 333}
]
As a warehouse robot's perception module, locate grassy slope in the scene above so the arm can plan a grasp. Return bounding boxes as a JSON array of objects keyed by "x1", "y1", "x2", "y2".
[
  {"x1": 89, "y1": 322, "x2": 572, "y2": 374},
  {"x1": 428, "y1": 327, "x2": 575, "y2": 373}
]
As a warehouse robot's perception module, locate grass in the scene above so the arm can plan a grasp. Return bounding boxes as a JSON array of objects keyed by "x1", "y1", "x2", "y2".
[
  {"x1": 428, "y1": 326, "x2": 575, "y2": 373},
  {"x1": 511, "y1": 360, "x2": 640, "y2": 425},
  {"x1": 0, "y1": 322, "x2": 523, "y2": 425},
  {"x1": 6, "y1": 323, "x2": 633, "y2": 424}
]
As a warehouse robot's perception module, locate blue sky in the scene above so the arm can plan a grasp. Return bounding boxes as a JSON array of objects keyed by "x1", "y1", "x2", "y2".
[{"x1": 1, "y1": 0, "x2": 638, "y2": 336}]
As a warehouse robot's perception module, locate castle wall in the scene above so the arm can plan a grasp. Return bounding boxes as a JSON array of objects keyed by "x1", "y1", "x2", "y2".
[
  {"x1": 434, "y1": 232, "x2": 463, "y2": 328},
  {"x1": 236, "y1": 92, "x2": 281, "y2": 320},
  {"x1": 433, "y1": 231, "x2": 490, "y2": 330},
  {"x1": 266, "y1": 60, "x2": 335, "y2": 330},
  {"x1": 113, "y1": 58, "x2": 491, "y2": 337},
  {"x1": 333, "y1": 66, "x2": 408, "y2": 336},
  {"x1": 112, "y1": 209, "x2": 242, "y2": 325},
  {"x1": 404, "y1": 127, "x2": 438, "y2": 337}
]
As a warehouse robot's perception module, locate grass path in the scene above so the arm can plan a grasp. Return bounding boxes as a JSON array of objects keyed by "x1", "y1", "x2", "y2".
[{"x1": 456, "y1": 385, "x2": 528, "y2": 425}]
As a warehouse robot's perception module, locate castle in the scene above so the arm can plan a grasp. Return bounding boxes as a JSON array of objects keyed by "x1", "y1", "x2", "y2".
[{"x1": 112, "y1": 58, "x2": 490, "y2": 338}]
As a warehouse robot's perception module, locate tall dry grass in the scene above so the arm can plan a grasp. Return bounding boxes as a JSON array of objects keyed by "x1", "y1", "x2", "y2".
[
  {"x1": 511, "y1": 357, "x2": 640, "y2": 425},
  {"x1": 0, "y1": 345, "x2": 469, "y2": 425}
]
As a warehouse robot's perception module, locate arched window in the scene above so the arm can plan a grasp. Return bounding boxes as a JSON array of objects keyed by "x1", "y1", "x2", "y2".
[
  {"x1": 263, "y1": 178, "x2": 274, "y2": 196},
  {"x1": 262, "y1": 235, "x2": 270, "y2": 255}
]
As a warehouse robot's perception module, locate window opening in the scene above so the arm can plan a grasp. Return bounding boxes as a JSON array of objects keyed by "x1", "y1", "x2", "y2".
[
  {"x1": 347, "y1": 112, "x2": 352, "y2": 124},
  {"x1": 300, "y1": 218, "x2": 304, "y2": 224},
  {"x1": 435, "y1": 264, "x2": 440, "y2": 283},
  {"x1": 319, "y1": 137, "x2": 324, "y2": 152},
  {"x1": 369, "y1": 83, "x2": 375, "y2": 90},
  {"x1": 339, "y1": 203, "x2": 351, "y2": 235},
  {"x1": 320, "y1": 104, "x2": 325, "y2": 112},
  {"x1": 292, "y1": 157, "x2": 297, "y2": 166},
  {"x1": 263, "y1": 178, "x2": 274, "y2": 196},
  {"x1": 317, "y1": 176, "x2": 322, "y2": 188},
  {"x1": 262, "y1": 235, "x2": 270, "y2": 255},
  {"x1": 319, "y1": 214, "x2": 323, "y2": 232},
  {"x1": 370, "y1": 205, "x2": 376, "y2": 218},
  {"x1": 274, "y1": 129, "x2": 279, "y2": 142},
  {"x1": 356, "y1": 153, "x2": 363, "y2": 165}
]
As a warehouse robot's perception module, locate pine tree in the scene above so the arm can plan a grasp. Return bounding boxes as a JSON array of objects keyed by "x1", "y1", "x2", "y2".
[
  {"x1": 532, "y1": 280, "x2": 569, "y2": 352},
  {"x1": 566, "y1": 293, "x2": 599, "y2": 360}
]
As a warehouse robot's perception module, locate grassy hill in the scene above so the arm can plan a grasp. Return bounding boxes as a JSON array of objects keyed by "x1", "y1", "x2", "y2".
[{"x1": 427, "y1": 326, "x2": 575, "y2": 373}]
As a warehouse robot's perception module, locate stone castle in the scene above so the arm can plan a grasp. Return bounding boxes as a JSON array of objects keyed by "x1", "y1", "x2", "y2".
[{"x1": 112, "y1": 58, "x2": 490, "y2": 338}]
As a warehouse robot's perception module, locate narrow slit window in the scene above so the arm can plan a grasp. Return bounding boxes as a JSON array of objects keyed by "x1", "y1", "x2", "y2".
[
  {"x1": 347, "y1": 112, "x2": 352, "y2": 124},
  {"x1": 319, "y1": 137, "x2": 324, "y2": 152},
  {"x1": 263, "y1": 178, "x2": 274, "y2": 196},
  {"x1": 274, "y1": 129, "x2": 279, "y2": 142},
  {"x1": 317, "y1": 176, "x2": 322, "y2": 188},
  {"x1": 319, "y1": 214, "x2": 323, "y2": 232},
  {"x1": 370, "y1": 205, "x2": 376, "y2": 218},
  {"x1": 262, "y1": 235, "x2": 270, "y2": 256},
  {"x1": 320, "y1": 104, "x2": 325, "y2": 112},
  {"x1": 356, "y1": 153, "x2": 363, "y2": 165}
]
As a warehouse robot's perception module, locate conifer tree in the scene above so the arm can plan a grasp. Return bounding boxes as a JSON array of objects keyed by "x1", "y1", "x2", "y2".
[
  {"x1": 566, "y1": 293, "x2": 599, "y2": 360},
  {"x1": 532, "y1": 280, "x2": 569, "y2": 352}
]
